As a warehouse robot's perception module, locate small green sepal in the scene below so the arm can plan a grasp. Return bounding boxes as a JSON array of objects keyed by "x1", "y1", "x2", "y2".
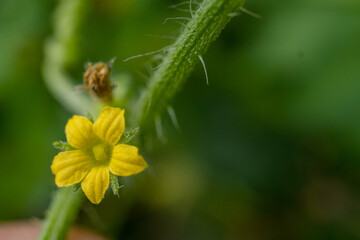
[
  {"x1": 53, "y1": 141, "x2": 75, "y2": 151},
  {"x1": 110, "y1": 173, "x2": 122, "y2": 197},
  {"x1": 121, "y1": 127, "x2": 139, "y2": 143}
]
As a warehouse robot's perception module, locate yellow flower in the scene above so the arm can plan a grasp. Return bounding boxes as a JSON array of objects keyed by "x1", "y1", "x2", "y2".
[{"x1": 51, "y1": 107, "x2": 147, "y2": 204}]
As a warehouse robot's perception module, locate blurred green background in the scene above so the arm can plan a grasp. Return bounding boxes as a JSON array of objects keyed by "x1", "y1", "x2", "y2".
[{"x1": 0, "y1": 0, "x2": 360, "y2": 239}]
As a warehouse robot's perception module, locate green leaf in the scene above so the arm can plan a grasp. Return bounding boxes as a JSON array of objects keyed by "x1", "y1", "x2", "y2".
[
  {"x1": 121, "y1": 127, "x2": 139, "y2": 143},
  {"x1": 110, "y1": 173, "x2": 122, "y2": 197},
  {"x1": 53, "y1": 141, "x2": 75, "y2": 151}
]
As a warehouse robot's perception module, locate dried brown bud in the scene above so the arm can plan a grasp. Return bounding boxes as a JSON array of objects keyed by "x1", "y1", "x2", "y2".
[{"x1": 83, "y1": 60, "x2": 116, "y2": 102}]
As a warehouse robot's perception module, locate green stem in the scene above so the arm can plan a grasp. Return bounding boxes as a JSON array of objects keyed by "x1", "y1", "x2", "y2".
[
  {"x1": 42, "y1": 0, "x2": 97, "y2": 115},
  {"x1": 40, "y1": 1, "x2": 90, "y2": 239},
  {"x1": 133, "y1": 0, "x2": 245, "y2": 128},
  {"x1": 38, "y1": 187, "x2": 84, "y2": 240}
]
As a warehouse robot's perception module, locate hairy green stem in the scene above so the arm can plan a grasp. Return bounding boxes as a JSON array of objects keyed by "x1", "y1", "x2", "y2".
[
  {"x1": 133, "y1": 0, "x2": 245, "y2": 128},
  {"x1": 38, "y1": 187, "x2": 84, "y2": 240}
]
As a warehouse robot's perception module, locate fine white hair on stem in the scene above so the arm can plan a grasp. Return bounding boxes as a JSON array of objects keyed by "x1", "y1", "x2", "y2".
[
  {"x1": 167, "y1": 107, "x2": 181, "y2": 131},
  {"x1": 169, "y1": 7, "x2": 191, "y2": 13},
  {"x1": 168, "y1": 1, "x2": 200, "y2": 9},
  {"x1": 123, "y1": 46, "x2": 169, "y2": 62},
  {"x1": 155, "y1": 116, "x2": 167, "y2": 143},
  {"x1": 173, "y1": 20, "x2": 188, "y2": 28},
  {"x1": 134, "y1": 70, "x2": 150, "y2": 83},
  {"x1": 240, "y1": 7, "x2": 262, "y2": 19},
  {"x1": 145, "y1": 34, "x2": 177, "y2": 40},
  {"x1": 198, "y1": 55, "x2": 209, "y2": 86},
  {"x1": 169, "y1": 1, "x2": 197, "y2": 14},
  {"x1": 189, "y1": 0, "x2": 194, "y2": 17},
  {"x1": 163, "y1": 17, "x2": 191, "y2": 24}
]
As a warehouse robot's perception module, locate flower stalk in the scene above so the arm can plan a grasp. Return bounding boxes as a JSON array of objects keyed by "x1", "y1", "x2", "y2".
[{"x1": 38, "y1": 187, "x2": 84, "y2": 240}]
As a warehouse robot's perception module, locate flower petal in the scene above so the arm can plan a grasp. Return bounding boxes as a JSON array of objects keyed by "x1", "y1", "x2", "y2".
[
  {"x1": 51, "y1": 150, "x2": 93, "y2": 187},
  {"x1": 81, "y1": 166, "x2": 109, "y2": 204},
  {"x1": 65, "y1": 116, "x2": 95, "y2": 149},
  {"x1": 109, "y1": 144, "x2": 147, "y2": 176},
  {"x1": 93, "y1": 107, "x2": 125, "y2": 145}
]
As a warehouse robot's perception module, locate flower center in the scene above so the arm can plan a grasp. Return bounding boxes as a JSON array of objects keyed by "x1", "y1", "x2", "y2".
[{"x1": 92, "y1": 143, "x2": 112, "y2": 163}]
